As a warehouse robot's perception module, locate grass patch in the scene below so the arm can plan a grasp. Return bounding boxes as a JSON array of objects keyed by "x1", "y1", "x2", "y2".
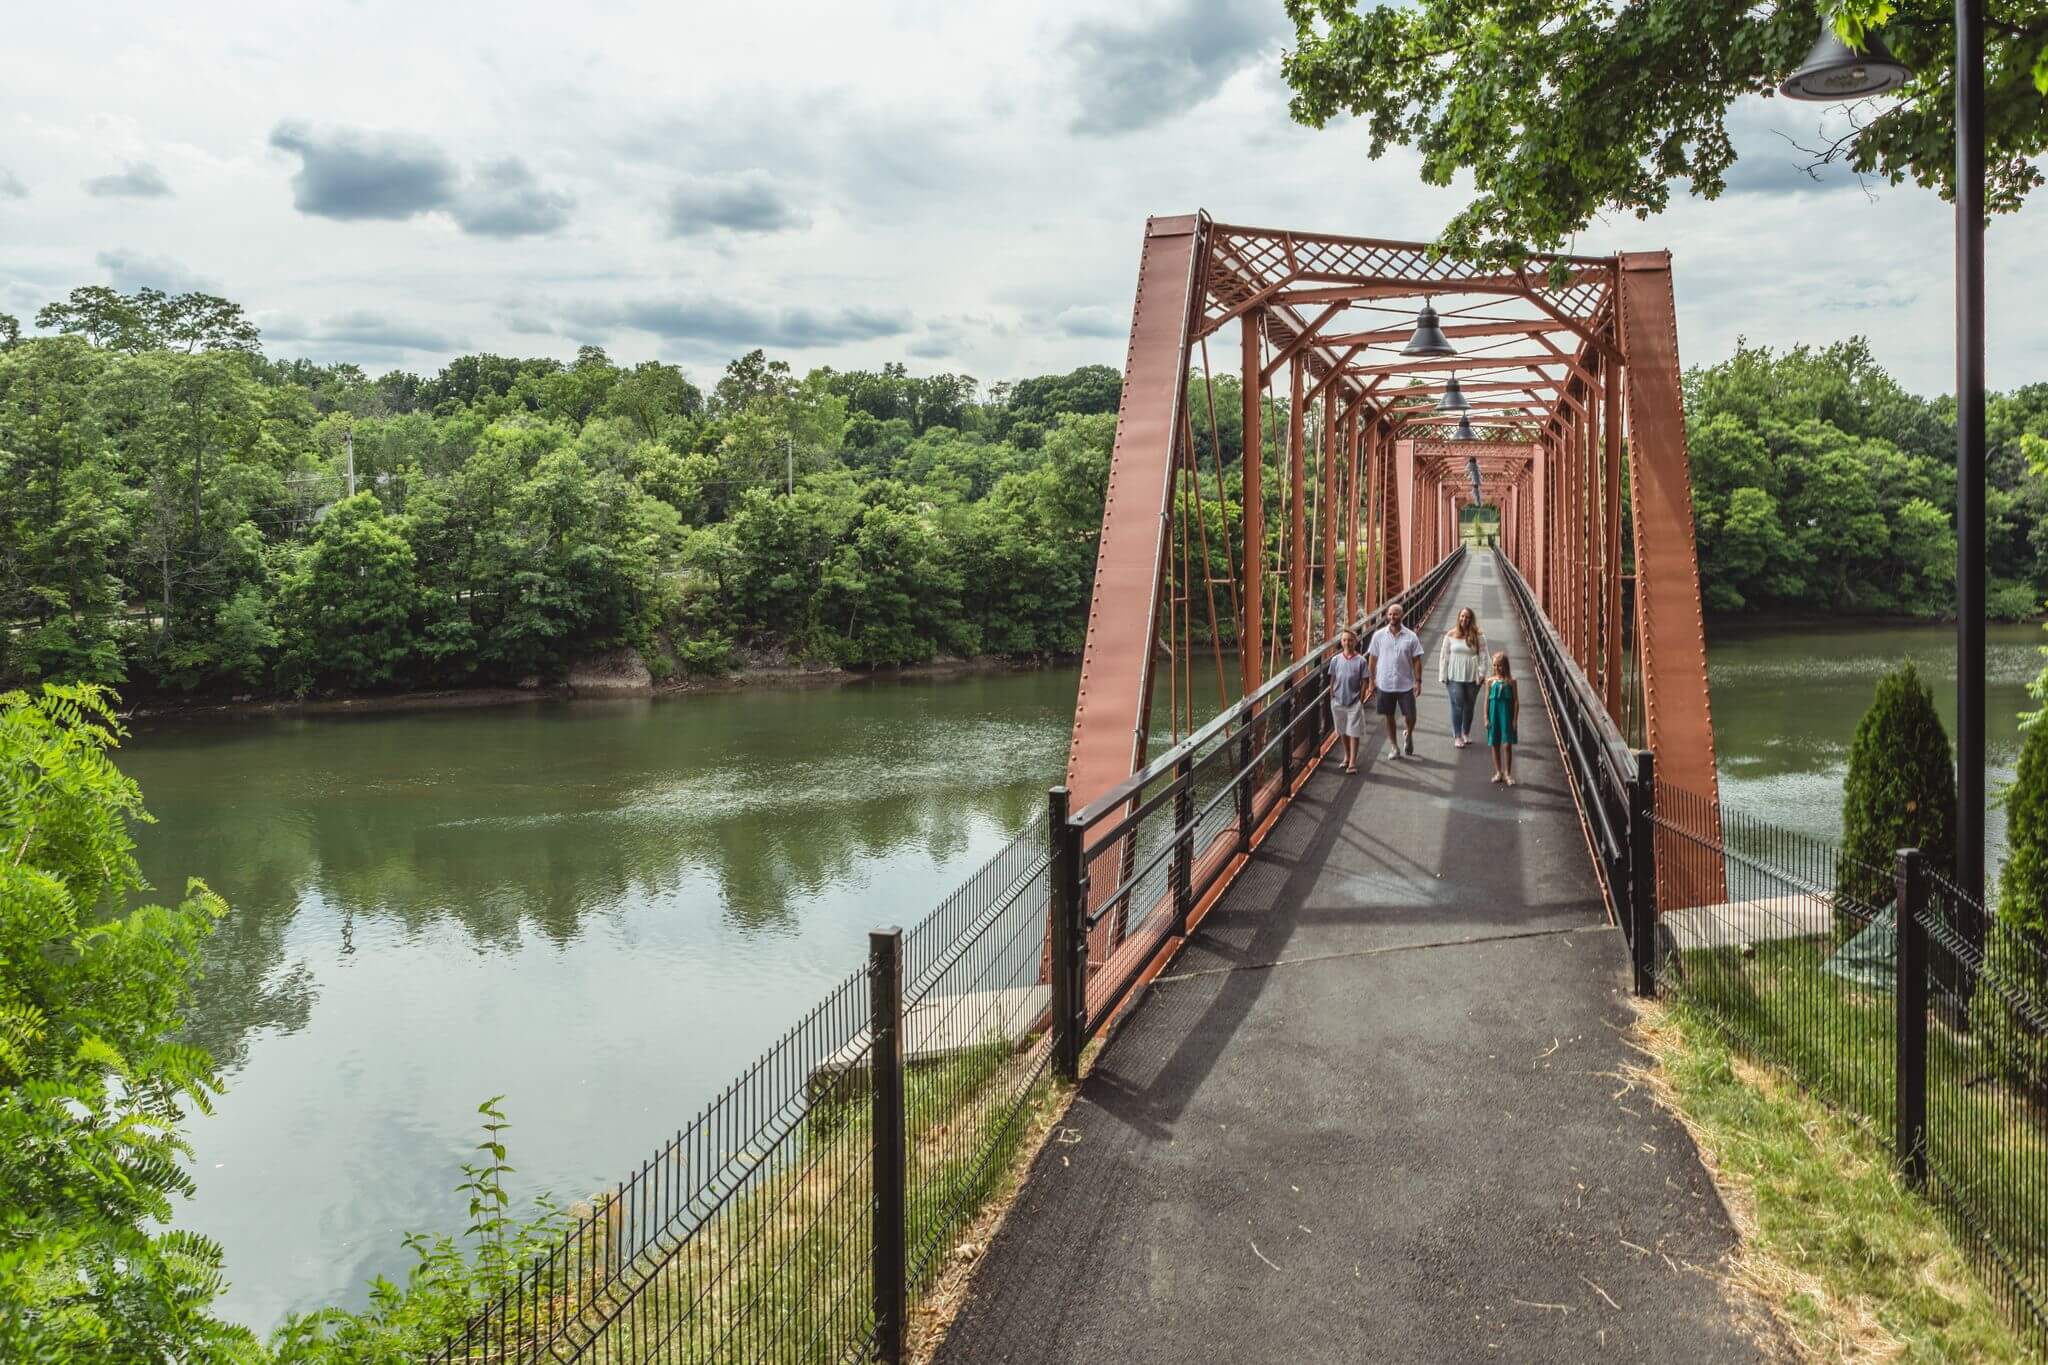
[
  {"x1": 1630, "y1": 997, "x2": 2036, "y2": 1362},
  {"x1": 1677, "y1": 936, "x2": 2048, "y2": 1307},
  {"x1": 483, "y1": 1032, "x2": 1067, "y2": 1364}
]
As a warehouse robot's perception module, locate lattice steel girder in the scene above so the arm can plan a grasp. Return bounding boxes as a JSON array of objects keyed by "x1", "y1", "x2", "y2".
[
  {"x1": 1063, "y1": 211, "x2": 1721, "y2": 926},
  {"x1": 1616, "y1": 251, "x2": 1725, "y2": 907}
]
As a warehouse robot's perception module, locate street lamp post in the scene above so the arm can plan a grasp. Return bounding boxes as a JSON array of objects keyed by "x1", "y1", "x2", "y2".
[
  {"x1": 1783, "y1": 5, "x2": 1985, "y2": 908},
  {"x1": 1954, "y1": 0, "x2": 1988, "y2": 912}
]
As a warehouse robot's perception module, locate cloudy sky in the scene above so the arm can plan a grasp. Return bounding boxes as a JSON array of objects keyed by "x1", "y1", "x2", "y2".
[{"x1": 4, "y1": 0, "x2": 2042, "y2": 396}]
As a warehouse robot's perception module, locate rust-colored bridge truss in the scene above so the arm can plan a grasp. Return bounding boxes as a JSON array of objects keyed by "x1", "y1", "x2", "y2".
[{"x1": 1068, "y1": 213, "x2": 1724, "y2": 916}]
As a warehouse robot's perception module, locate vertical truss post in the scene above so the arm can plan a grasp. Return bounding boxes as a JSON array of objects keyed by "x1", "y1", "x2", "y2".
[
  {"x1": 1241, "y1": 311, "x2": 1265, "y2": 699},
  {"x1": 1395, "y1": 438, "x2": 1417, "y2": 591},
  {"x1": 1344, "y1": 408, "x2": 1362, "y2": 625},
  {"x1": 1617, "y1": 250, "x2": 1723, "y2": 907},
  {"x1": 1603, "y1": 352, "x2": 1624, "y2": 716},
  {"x1": 1289, "y1": 355, "x2": 1309, "y2": 658},
  {"x1": 1322, "y1": 385, "x2": 1339, "y2": 641}
]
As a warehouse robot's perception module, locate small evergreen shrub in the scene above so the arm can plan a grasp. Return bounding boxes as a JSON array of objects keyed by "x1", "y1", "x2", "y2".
[
  {"x1": 1836, "y1": 661, "x2": 1957, "y2": 926},
  {"x1": 1982, "y1": 722, "x2": 2048, "y2": 1094}
]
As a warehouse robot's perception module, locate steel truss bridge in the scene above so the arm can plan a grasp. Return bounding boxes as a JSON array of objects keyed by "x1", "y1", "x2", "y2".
[{"x1": 1059, "y1": 213, "x2": 1727, "y2": 997}]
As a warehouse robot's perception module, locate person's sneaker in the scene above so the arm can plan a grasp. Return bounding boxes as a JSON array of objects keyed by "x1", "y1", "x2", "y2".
[
  {"x1": 1404, "y1": 734, "x2": 1415, "y2": 755},
  {"x1": 1385, "y1": 747, "x2": 1401, "y2": 761}
]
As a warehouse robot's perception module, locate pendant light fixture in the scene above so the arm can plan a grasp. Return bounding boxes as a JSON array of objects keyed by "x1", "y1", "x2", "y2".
[
  {"x1": 1436, "y1": 373, "x2": 1470, "y2": 412},
  {"x1": 1450, "y1": 413, "x2": 1478, "y2": 442},
  {"x1": 1401, "y1": 302, "x2": 1455, "y2": 357},
  {"x1": 1781, "y1": 23, "x2": 1910, "y2": 100}
]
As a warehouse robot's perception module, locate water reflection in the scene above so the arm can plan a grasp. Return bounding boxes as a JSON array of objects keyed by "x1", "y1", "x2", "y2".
[
  {"x1": 120, "y1": 672, "x2": 1076, "y2": 1331},
  {"x1": 1705, "y1": 618, "x2": 2038, "y2": 867}
]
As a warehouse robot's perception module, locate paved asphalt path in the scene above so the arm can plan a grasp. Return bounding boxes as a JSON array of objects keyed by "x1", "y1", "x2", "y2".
[{"x1": 933, "y1": 555, "x2": 1785, "y2": 1364}]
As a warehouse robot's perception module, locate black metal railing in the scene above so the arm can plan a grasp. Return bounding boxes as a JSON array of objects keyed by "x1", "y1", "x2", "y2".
[
  {"x1": 1492, "y1": 549, "x2": 1634, "y2": 926},
  {"x1": 1643, "y1": 786, "x2": 2048, "y2": 1352},
  {"x1": 1045, "y1": 547, "x2": 1468, "y2": 1078},
  {"x1": 1493, "y1": 542, "x2": 2046, "y2": 1346},
  {"x1": 428, "y1": 806, "x2": 1054, "y2": 1364}
]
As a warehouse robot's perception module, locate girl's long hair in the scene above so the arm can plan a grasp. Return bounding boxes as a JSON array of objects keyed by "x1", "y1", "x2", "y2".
[
  {"x1": 1452, "y1": 607, "x2": 1480, "y2": 643},
  {"x1": 1491, "y1": 651, "x2": 1513, "y2": 679}
]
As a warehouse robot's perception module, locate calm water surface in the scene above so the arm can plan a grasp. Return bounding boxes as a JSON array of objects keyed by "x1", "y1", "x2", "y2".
[
  {"x1": 124, "y1": 673, "x2": 1075, "y2": 1332},
  {"x1": 1705, "y1": 618, "x2": 2039, "y2": 868},
  {"x1": 127, "y1": 620, "x2": 2042, "y2": 1332}
]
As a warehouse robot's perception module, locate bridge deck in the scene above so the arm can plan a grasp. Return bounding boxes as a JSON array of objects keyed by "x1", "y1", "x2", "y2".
[{"x1": 934, "y1": 555, "x2": 1782, "y2": 1363}]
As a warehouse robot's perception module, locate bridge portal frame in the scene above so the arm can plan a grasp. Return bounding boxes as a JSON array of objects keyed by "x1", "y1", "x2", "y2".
[{"x1": 1067, "y1": 215, "x2": 1723, "y2": 916}]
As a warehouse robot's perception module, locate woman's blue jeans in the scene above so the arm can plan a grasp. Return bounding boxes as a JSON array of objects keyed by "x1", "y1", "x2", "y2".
[{"x1": 1446, "y1": 680, "x2": 1480, "y2": 739}]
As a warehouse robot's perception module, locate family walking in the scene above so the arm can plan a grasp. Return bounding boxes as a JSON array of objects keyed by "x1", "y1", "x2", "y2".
[{"x1": 1326, "y1": 601, "x2": 1520, "y2": 783}]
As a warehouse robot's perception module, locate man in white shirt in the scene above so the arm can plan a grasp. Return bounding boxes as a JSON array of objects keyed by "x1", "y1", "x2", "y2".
[{"x1": 1365, "y1": 601, "x2": 1426, "y2": 759}]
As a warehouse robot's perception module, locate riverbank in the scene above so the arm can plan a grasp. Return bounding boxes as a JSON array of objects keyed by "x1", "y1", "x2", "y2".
[{"x1": 115, "y1": 652, "x2": 1073, "y2": 723}]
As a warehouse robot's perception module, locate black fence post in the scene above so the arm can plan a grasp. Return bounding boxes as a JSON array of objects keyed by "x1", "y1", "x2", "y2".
[
  {"x1": 1236, "y1": 722, "x2": 1255, "y2": 855},
  {"x1": 1894, "y1": 847, "x2": 1929, "y2": 1188},
  {"x1": 1629, "y1": 750, "x2": 1657, "y2": 997},
  {"x1": 1279, "y1": 677, "x2": 1296, "y2": 793},
  {"x1": 1048, "y1": 787, "x2": 1085, "y2": 1083},
  {"x1": 867, "y1": 927, "x2": 907, "y2": 1363},
  {"x1": 1172, "y1": 751, "x2": 1194, "y2": 934}
]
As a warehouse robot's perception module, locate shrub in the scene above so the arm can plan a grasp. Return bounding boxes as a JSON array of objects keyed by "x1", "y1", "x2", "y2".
[
  {"x1": 1982, "y1": 722, "x2": 2048, "y2": 1093},
  {"x1": 0, "y1": 683, "x2": 254, "y2": 1361},
  {"x1": 1836, "y1": 661, "x2": 1957, "y2": 923}
]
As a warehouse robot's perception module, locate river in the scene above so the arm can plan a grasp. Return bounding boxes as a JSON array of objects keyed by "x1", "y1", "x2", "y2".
[{"x1": 119, "y1": 619, "x2": 2040, "y2": 1333}]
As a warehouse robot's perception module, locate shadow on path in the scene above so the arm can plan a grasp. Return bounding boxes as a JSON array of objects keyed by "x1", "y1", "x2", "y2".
[{"x1": 933, "y1": 556, "x2": 1782, "y2": 1364}]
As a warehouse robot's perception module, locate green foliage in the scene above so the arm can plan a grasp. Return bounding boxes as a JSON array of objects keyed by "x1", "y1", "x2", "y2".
[
  {"x1": 1281, "y1": 0, "x2": 2048, "y2": 266},
  {"x1": 1680, "y1": 339, "x2": 2044, "y2": 617},
  {"x1": 1983, "y1": 722, "x2": 2048, "y2": 1093},
  {"x1": 0, "y1": 683, "x2": 254, "y2": 1362},
  {"x1": 0, "y1": 288, "x2": 1124, "y2": 698},
  {"x1": 276, "y1": 493, "x2": 421, "y2": 693},
  {"x1": 268, "y1": 1099, "x2": 568, "y2": 1363},
  {"x1": 1836, "y1": 661, "x2": 1958, "y2": 914},
  {"x1": 37, "y1": 284, "x2": 261, "y2": 354}
]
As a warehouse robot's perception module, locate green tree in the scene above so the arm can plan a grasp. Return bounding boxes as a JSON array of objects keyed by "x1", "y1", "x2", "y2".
[
  {"x1": 37, "y1": 285, "x2": 261, "y2": 354},
  {"x1": 1836, "y1": 661, "x2": 1958, "y2": 917},
  {"x1": 276, "y1": 493, "x2": 421, "y2": 692},
  {"x1": 1281, "y1": 1, "x2": 2048, "y2": 265},
  {"x1": 0, "y1": 338, "x2": 128, "y2": 684},
  {"x1": 0, "y1": 683, "x2": 250, "y2": 1362},
  {"x1": 1983, "y1": 721, "x2": 2048, "y2": 1094}
]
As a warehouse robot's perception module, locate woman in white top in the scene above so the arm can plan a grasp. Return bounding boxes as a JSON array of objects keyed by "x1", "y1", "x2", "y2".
[{"x1": 1439, "y1": 607, "x2": 1487, "y2": 749}]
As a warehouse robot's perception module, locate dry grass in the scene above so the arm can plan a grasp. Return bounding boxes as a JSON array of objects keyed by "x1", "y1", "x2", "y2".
[{"x1": 1626, "y1": 998, "x2": 2034, "y2": 1364}]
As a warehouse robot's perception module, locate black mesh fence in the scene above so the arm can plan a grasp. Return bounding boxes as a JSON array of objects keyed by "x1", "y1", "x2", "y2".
[
  {"x1": 427, "y1": 813, "x2": 1055, "y2": 1364},
  {"x1": 1648, "y1": 783, "x2": 2046, "y2": 1351}
]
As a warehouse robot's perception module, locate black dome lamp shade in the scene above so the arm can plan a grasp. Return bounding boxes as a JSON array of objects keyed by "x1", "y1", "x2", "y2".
[
  {"x1": 1451, "y1": 413, "x2": 1478, "y2": 442},
  {"x1": 1401, "y1": 302, "x2": 1456, "y2": 357},
  {"x1": 1436, "y1": 373, "x2": 1470, "y2": 412},
  {"x1": 1781, "y1": 23, "x2": 1910, "y2": 100}
]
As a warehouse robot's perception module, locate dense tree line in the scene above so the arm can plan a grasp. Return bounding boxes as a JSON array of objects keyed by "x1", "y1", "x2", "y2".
[
  {"x1": 1687, "y1": 338, "x2": 2048, "y2": 618},
  {"x1": 0, "y1": 288, "x2": 1123, "y2": 698}
]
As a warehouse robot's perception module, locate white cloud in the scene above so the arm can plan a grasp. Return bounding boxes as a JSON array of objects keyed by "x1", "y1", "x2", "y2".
[{"x1": 0, "y1": 2, "x2": 2038, "y2": 393}]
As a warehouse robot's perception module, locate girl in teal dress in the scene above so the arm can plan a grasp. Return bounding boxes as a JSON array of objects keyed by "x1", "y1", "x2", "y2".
[{"x1": 1486, "y1": 652, "x2": 1519, "y2": 786}]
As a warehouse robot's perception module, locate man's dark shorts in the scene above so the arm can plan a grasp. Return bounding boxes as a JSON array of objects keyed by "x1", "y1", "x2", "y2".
[{"x1": 1374, "y1": 689, "x2": 1417, "y2": 719}]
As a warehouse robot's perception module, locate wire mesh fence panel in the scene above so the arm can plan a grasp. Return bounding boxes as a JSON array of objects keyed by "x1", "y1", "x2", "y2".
[
  {"x1": 1648, "y1": 782, "x2": 2048, "y2": 1351},
  {"x1": 428, "y1": 964, "x2": 877, "y2": 1365},
  {"x1": 1651, "y1": 781, "x2": 1898, "y2": 1131},
  {"x1": 899, "y1": 850, "x2": 1055, "y2": 1291},
  {"x1": 1920, "y1": 869, "x2": 2048, "y2": 1351}
]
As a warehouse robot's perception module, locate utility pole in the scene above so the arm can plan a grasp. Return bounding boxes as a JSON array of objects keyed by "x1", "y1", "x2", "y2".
[{"x1": 345, "y1": 427, "x2": 357, "y2": 499}]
